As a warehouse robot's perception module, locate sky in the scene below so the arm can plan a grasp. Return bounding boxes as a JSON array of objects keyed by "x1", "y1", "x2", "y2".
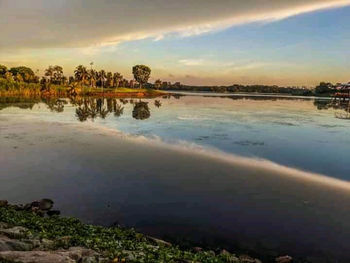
[{"x1": 0, "y1": 0, "x2": 350, "y2": 87}]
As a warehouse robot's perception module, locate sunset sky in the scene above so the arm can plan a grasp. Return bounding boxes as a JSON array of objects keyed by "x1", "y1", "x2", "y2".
[{"x1": 1, "y1": 0, "x2": 350, "y2": 86}]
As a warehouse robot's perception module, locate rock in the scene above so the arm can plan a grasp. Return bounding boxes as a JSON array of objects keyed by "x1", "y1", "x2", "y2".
[
  {"x1": 0, "y1": 247, "x2": 103, "y2": 263},
  {"x1": 0, "y1": 200, "x2": 8, "y2": 207},
  {"x1": 0, "y1": 222, "x2": 11, "y2": 229},
  {"x1": 47, "y1": 210, "x2": 60, "y2": 217},
  {"x1": 55, "y1": 236, "x2": 72, "y2": 248},
  {"x1": 275, "y1": 255, "x2": 293, "y2": 263},
  {"x1": 30, "y1": 201, "x2": 40, "y2": 209},
  {"x1": 39, "y1": 199, "x2": 54, "y2": 211},
  {"x1": 0, "y1": 226, "x2": 28, "y2": 239},
  {"x1": 147, "y1": 236, "x2": 172, "y2": 247},
  {"x1": 0, "y1": 235, "x2": 33, "y2": 251},
  {"x1": 0, "y1": 250, "x2": 76, "y2": 263},
  {"x1": 40, "y1": 238, "x2": 55, "y2": 250},
  {"x1": 68, "y1": 247, "x2": 99, "y2": 262},
  {"x1": 239, "y1": 254, "x2": 262, "y2": 263}
]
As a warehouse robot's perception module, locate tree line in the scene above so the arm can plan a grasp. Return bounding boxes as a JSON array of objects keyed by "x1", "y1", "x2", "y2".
[
  {"x1": 0, "y1": 64, "x2": 154, "y2": 90},
  {"x1": 1, "y1": 63, "x2": 348, "y2": 95}
]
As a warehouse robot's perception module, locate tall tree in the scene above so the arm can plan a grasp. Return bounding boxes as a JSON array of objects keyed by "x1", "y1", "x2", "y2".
[
  {"x1": 106, "y1": 72, "x2": 113, "y2": 88},
  {"x1": 132, "y1": 65, "x2": 151, "y2": 89},
  {"x1": 0, "y1": 65, "x2": 7, "y2": 77},
  {"x1": 74, "y1": 65, "x2": 88, "y2": 85},
  {"x1": 9, "y1": 66, "x2": 36, "y2": 82},
  {"x1": 113, "y1": 72, "x2": 123, "y2": 88},
  {"x1": 45, "y1": 66, "x2": 54, "y2": 83},
  {"x1": 53, "y1": 65, "x2": 64, "y2": 84},
  {"x1": 97, "y1": 70, "x2": 107, "y2": 89},
  {"x1": 4, "y1": 71, "x2": 13, "y2": 81},
  {"x1": 88, "y1": 69, "x2": 97, "y2": 87},
  {"x1": 154, "y1": 79, "x2": 162, "y2": 89}
]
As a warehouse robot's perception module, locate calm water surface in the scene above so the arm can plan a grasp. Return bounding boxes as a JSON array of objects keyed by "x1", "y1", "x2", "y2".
[
  {"x1": 1, "y1": 94, "x2": 350, "y2": 262},
  {"x1": 1, "y1": 94, "x2": 350, "y2": 179}
]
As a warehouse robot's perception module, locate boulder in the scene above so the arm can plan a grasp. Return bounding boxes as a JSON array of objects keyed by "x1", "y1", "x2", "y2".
[
  {"x1": 0, "y1": 222, "x2": 11, "y2": 229},
  {"x1": 55, "y1": 236, "x2": 72, "y2": 248},
  {"x1": 0, "y1": 200, "x2": 8, "y2": 207},
  {"x1": 239, "y1": 254, "x2": 262, "y2": 263},
  {"x1": 40, "y1": 238, "x2": 55, "y2": 250},
  {"x1": 275, "y1": 255, "x2": 293, "y2": 263},
  {"x1": 0, "y1": 250, "x2": 75, "y2": 263},
  {"x1": 147, "y1": 236, "x2": 172, "y2": 247},
  {"x1": 0, "y1": 226, "x2": 28, "y2": 239},
  {"x1": 39, "y1": 199, "x2": 54, "y2": 211},
  {"x1": 68, "y1": 247, "x2": 99, "y2": 262},
  {"x1": 0, "y1": 247, "x2": 105, "y2": 263},
  {"x1": 0, "y1": 235, "x2": 33, "y2": 251}
]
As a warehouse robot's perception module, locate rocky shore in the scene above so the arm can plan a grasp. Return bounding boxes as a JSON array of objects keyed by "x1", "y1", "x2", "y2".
[{"x1": 0, "y1": 199, "x2": 294, "y2": 263}]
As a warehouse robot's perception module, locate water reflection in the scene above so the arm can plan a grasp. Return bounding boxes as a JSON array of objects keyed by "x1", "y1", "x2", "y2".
[
  {"x1": 1, "y1": 95, "x2": 350, "y2": 121},
  {"x1": 154, "y1": 100, "x2": 162, "y2": 108},
  {"x1": 43, "y1": 98, "x2": 67, "y2": 113},
  {"x1": 132, "y1": 101, "x2": 150, "y2": 120},
  {"x1": 73, "y1": 98, "x2": 125, "y2": 122},
  {"x1": 314, "y1": 98, "x2": 350, "y2": 119}
]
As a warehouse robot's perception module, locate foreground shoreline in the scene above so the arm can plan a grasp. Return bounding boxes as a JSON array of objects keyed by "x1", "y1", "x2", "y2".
[{"x1": 0, "y1": 200, "x2": 270, "y2": 263}]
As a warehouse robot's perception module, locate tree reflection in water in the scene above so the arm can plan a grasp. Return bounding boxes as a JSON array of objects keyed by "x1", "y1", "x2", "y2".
[
  {"x1": 113, "y1": 100, "x2": 124, "y2": 117},
  {"x1": 154, "y1": 100, "x2": 162, "y2": 108},
  {"x1": 1, "y1": 95, "x2": 350, "y2": 121},
  {"x1": 74, "y1": 98, "x2": 123, "y2": 122},
  {"x1": 314, "y1": 98, "x2": 350, "y2": 119},
  {"x1": 132, "y1": 101, "x2": 150, "y2": 120},
  {"x1": 72, "y1": 98, "x2": 154, "y2": 122},
  {"x1": 42, "y1": 98, "x2": 67, "y2": 113}
]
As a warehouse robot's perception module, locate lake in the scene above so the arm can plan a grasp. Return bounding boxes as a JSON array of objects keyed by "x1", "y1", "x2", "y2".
[{"x1": 1, "y1": 93, "x2": 350, "y2": 262}]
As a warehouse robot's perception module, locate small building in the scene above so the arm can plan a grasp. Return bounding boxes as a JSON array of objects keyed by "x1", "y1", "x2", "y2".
[{"x1": 334, "y1": 82, "x2": 350, "y2": 99}]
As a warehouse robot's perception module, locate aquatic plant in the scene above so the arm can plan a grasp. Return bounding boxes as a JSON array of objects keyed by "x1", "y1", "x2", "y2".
[{"x1": 0, "y1": 205, "x2": 244, "y2": 262}]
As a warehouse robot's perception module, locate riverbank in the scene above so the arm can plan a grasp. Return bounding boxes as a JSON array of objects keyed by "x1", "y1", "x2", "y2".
[
  {"x1": 1, "y1": 117, "x2": 350, "y2": 262},
  {"x1": 0, "y1": 200, "x2": 266, "y2": 263},
  {"x1": 0, "y1": 81, "x2": 165, "y2": 98}
]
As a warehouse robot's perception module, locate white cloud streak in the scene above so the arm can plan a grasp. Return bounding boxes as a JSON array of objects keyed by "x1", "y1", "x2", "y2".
[{"x1": 0, "y1": 0, "x2": 349, "y2": 50}]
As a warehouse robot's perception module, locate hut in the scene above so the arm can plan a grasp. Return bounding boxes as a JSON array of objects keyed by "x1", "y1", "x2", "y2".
[{"x1": 334, "y1": 82, "x2": 350, "y2": 99}]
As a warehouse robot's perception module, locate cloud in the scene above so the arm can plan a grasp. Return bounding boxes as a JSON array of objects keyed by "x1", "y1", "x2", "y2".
[
  {"x1": 178, "y1": 59, "x2": 205, "y2": 66},
  {"x1": 0, "y1": 0, "x2": 349, "y2": 50}
]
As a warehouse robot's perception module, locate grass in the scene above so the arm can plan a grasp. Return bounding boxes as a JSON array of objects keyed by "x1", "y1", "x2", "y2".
[
  {"x1": 0, "y1": 207, "x2": 241, "y2": 263},
  {"x1": 0, "y1": 78, "x2": 164, "y2": 98}
]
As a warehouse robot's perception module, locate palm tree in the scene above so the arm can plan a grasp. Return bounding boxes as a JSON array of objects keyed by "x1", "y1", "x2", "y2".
[
  {"x1": 88, "y1": 69, "x2": 97, "y2": 88},
  {"x1": 74, "y1": 65, "x2": 88, "y2": 85},
  {"x1": 97, "y1": 70, "x2": 107, "y2": 92},
  {"x1": 113, "y1": 72, "x2": 123, "y2": 88},
  {"x1": 106, "y1": 72, "x2": 113, "y2": 88},
  {"x1": 53, "y1": 65, "x2": 64, "y2": 84},
  {"x1": 45, "y1": 66, "x2": 54, "y2": 83}
]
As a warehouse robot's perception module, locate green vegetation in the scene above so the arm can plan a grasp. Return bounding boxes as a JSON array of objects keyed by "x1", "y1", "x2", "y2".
[
  {"x1": 1, "y1": 63, "x2": 347, "y2": 97},
  {"x1": 0, "y1": 206, "x2": 243, "y2": 262},
  {"x1": 0, "y1": 63, "x2": 162, "y2": 97},
  {"x1": 132, "y1": 65, "x2": 151, "y2": 89}
]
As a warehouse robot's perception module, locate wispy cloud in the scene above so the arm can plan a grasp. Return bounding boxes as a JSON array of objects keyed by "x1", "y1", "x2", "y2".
[
  {"x1": 178, "y1": 59, "x2": 205, "y2": 66},
  {"x1": 1, "y1": 0, "x2": 349, "y2": 49}
]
